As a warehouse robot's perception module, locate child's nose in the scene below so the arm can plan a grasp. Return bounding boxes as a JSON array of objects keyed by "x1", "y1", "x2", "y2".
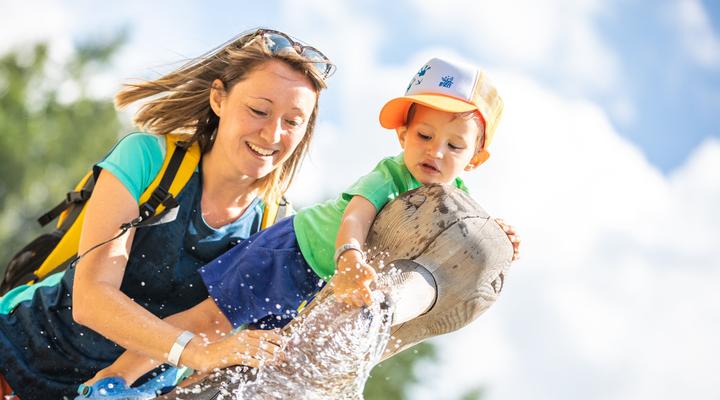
[{"x1": 426, "y1": 142, "x2": 444, "y2": 159}]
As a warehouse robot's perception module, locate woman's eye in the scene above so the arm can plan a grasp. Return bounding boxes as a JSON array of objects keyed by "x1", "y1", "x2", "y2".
[
  {"x1": 250, "y1": 107, "x2": 268, "y2": 117},
  {"x1": 285, "y1": 118, "x2": 302, "y2": 127}
]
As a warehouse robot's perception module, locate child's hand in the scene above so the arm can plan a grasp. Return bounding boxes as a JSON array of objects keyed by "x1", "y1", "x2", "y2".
[
  {"x1": 332, "y1": 250, "x2": 378, "y2": 307},
  {"x1": 495, "y1": 218, "x2": 521, "y2": 261}
]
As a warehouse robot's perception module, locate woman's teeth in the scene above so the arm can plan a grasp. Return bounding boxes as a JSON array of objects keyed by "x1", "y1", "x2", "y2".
[{"x1": 248, "y1": 142, "x2": 275, "y2": 156}]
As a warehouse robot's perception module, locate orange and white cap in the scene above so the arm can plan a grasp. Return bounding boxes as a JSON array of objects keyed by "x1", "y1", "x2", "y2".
[{"x1": 379, "y1": 57, "x2": 504, "y2": 163}]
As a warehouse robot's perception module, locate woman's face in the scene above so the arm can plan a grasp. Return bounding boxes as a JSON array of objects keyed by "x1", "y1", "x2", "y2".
[{"x1": 210, "y1": 59, "x2": 317, "y2": 181}]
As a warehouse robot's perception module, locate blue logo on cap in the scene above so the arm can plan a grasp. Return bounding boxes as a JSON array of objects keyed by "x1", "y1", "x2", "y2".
[
  {"x1": 439, "y1": 75, "x2": 454, "y2": 88},
  {"x1": 407, "y1": 65, "x2": 433, "y2": 92}
]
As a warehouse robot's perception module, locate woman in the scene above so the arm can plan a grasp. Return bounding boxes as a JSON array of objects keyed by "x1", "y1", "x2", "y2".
[{"x1": 0, "y1": 28, "x2": 332, "y2": 399}]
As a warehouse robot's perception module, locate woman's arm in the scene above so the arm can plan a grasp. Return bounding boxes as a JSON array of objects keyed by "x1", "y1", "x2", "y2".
[
  {"x1": 73, "y1": 169, "x2": 187, "y2": 362},
  {"x1": 72, "y1": 171, "x2": 279, "y2": 371},
  {"x1": 86, "y1": 298, "x2": 280, "y2": 385},
  {"x1": 332, "y1": 195, "x2": 379, "y2": 307}
]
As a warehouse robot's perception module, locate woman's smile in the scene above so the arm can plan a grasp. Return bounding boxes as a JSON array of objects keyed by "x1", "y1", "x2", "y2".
[{"x1": 246, "y1": 141, "x2": 278, "y2": 157}]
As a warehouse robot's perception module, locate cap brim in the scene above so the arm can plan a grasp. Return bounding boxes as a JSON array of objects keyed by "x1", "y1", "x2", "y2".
[{"x1": 379, "y1": 94, "x2": 478, "y2": 129}]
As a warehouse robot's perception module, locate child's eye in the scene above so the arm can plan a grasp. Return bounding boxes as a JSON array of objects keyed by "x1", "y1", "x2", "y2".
[
  {"x1": 418, "y1": 132, "x2": 431, "y2": 140},
  {"x1": 448, "y1": 143, "x2": 465, "y2": 150}
]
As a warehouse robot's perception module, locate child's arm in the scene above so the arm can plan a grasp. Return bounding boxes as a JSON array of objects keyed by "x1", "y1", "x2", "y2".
[{"x1": 332, "y1": 195, "x2": 379, "y2": 307}]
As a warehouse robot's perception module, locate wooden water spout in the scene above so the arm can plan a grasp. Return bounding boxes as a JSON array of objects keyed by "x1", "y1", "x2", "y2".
[
  {"x1": 158, "y1": 184, "x2": 513, "y2": 398},
  {"x1": 367, "y1": 183, "x2": 513, "y2": 358}
]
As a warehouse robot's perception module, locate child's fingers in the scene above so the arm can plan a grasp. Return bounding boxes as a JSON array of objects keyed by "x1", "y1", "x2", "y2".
[
  {"x1": 359, "y1": 286, "x2": 373, "y2": 306},
  {"x1": 361, "y1": 264, "x2": 377, "y2": 281}
]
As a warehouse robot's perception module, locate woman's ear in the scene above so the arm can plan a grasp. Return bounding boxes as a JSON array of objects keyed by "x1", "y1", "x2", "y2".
[
  {"x1": 209, "y1": 79, "x2": 226, "y2": 117},
  {"x1": 396, "y1": 126, "x2": 408, "y2": 149}
]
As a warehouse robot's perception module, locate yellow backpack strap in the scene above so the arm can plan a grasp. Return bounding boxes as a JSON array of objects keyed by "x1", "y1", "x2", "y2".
[
  {"x1": 33, "y1": 135, "x2": 200, "y2": 281},
  {"x1": 260, "y1": 196, "x2": 294, "y2": 230},
  {"x1": 137, "y1": 134, "x2": 200, "y2": 222},
  {"x1": 32, "y1": 172, "x2": 96, "y2": 281}
]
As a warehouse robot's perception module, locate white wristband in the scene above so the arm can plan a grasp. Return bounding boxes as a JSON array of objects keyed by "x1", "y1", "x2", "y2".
[
  {"x1": 334, "y1": 243, "x2": 365, "y2": 266},
  {"x1": 168, "y1": 330, "x2": 194, "y2": 367}
]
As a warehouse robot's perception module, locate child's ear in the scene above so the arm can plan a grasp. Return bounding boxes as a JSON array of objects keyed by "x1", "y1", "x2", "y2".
[
  {"x1": 465, "y1": 150, "x2": 490, "y2": 171},
  {"x1": 209, "y1": 79, "x2": 226, "y2": 117},
  {"x1": 395, "y1": 126, "x2": 408, "y2": 149}
]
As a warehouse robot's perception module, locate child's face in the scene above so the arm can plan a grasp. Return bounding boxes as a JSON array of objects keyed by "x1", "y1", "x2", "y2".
[{"x1": 398, "y1": 104, "x2": 484, "y2": 185}]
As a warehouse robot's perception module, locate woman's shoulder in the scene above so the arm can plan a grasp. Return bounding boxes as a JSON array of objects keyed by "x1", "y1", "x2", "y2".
[
  {"x1": 96, "y1": 132, "x2": 167, "y2": 202},
  {"x1": 114, "y1": 132, "x2": 166, "y2": 157}
]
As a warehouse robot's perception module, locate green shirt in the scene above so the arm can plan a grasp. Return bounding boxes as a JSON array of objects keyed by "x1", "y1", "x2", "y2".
[{"x1": 293, "y1": 152, "x2": 469, "y2": 280}]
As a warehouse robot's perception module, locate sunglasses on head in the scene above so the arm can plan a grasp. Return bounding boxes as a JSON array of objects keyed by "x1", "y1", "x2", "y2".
[{"x1": 249, "y1": 29, "x2": 335, "y2": 80}]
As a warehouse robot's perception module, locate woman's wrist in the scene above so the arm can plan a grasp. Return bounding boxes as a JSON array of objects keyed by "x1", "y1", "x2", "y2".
[{"x1": 177, "y1": 334, "x2": 205, "y2": 370}]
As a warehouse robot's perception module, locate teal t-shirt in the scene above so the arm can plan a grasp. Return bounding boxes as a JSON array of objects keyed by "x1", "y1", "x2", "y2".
[
  {"x1": 96, "y1": 132, "x2": 166, "y2": 202},
  {"x1": 293, "y1": 152, "x2": 468, "y2": 280}
]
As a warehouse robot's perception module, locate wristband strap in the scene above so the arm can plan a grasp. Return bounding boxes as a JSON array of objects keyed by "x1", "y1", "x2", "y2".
[
  {"x1": 334, "y1": 243, "x2": 365, "y2": 266},
  {"x1": 168, "y1": 330, "x2": 194, "y2": 367}
]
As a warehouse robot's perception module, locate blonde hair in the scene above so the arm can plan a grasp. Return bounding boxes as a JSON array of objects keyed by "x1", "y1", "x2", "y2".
[{"x1": 115, "y1": 31, "x2": 328, "y2": 207}]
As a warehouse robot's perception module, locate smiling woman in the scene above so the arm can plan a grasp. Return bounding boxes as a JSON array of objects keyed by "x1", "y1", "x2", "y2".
[{"x1": 0, "y1": 28, "x2": 332, "y2": 400}]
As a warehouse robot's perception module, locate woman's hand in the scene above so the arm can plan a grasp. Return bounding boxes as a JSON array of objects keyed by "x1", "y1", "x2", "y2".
[
  {"x1": 331, "y1": 250, "x2": 378, "y2": 307},
  {"x1": 188, "y1": 328, "x2": 283, "y2": 372},
  {"x1": 495, "y1": 218, "x2": 521, "y2": 261}
]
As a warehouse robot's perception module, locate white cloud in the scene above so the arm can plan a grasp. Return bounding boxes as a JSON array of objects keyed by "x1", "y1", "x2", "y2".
[
  {"x1": 0, "y1": 1, "x2": 72, "y2": 55},
  {"x1": 401, "y1": 73, "x2": 720, "y2": 400},
  {"x1": 667, "y1": 0, "x2": 720, "y2": 68},
  {"x1": 408, "y1": 0, "x2": 620, "y2": 95}
]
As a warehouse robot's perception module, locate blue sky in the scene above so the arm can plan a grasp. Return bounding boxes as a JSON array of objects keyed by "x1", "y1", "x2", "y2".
[{"x1": 3, "y1": 1, "x2": 720, "y2": 399}]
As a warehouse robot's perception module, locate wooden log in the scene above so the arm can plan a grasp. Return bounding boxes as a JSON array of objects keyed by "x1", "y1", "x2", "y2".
[{"x1": 366, "y1": 184, "x2": 513, "y2": 359}]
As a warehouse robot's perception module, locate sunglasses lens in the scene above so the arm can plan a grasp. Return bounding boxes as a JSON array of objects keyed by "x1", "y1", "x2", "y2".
[
  {"x1": 263, "y1": 32, "x2": 294, "y2": 54},
  {"x1": 257, "y1": 31, "x2": 334, "y2": 78},
  {"x1": 301, "y1": 48, "x2": 333, "y2": 77}
]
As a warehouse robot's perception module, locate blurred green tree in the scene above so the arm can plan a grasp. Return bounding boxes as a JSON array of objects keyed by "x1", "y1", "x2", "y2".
[
  {"x1": 364, "y1": 342, "x2": 438, "y2": 400},
  {"x1": 0, "y1": 35, "x2": 126, "y2": 274},
  {"x1": 364, "y1": 341, "x2": 485, "y2": 399}
]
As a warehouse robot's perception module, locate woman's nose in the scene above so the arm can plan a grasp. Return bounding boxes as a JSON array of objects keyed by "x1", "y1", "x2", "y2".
[{"x1": 260, "y1": 118, "x2": 283, "y2": 143}]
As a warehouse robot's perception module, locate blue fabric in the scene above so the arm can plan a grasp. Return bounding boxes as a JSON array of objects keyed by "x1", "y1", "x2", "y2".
[
  {"x1": 75, "y1": 377, "x2": 153, "y2": 400},
  {"x1": 74, "y1": 367, "x2": 185, "y2": 399},
  {"x1": 200, "y1": 216, "x2": 325, "y2": 329},
  {"x1": 0, "y1": 165, "x2": 265, "y2": 400}
]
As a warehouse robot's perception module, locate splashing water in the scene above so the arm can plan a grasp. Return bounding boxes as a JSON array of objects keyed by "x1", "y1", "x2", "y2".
[{"x1": 173, "y1": 291, "x2": 395, "y2": 400}]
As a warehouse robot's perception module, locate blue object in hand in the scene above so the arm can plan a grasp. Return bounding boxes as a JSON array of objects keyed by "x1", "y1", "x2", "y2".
[{"x1": 75, "y1": 366, "x2": 184, "y2": 400}]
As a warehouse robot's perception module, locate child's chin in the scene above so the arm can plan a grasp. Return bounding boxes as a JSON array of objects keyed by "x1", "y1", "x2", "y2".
[{"x1": 419, "y1": 177, "x2": 449, "y2": 185}]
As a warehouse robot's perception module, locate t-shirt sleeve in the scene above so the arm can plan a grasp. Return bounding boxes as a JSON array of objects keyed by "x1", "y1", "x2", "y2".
[
  {"x1": 341, "y1": 161, "x2": 402, "y2": 212},
  {"x1": 95, "y1": 133, "x2": 165, "y2": 202}
]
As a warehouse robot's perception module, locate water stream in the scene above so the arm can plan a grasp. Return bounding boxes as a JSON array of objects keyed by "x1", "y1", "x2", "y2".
[{"x1": 173, "y1": 290, "x2": 396, "y2": 399}]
